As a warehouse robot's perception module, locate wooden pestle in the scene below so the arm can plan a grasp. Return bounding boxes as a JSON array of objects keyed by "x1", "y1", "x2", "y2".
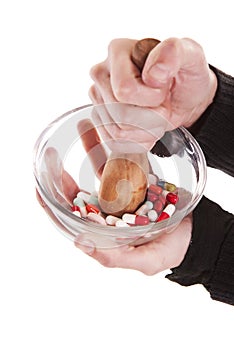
[{"x1": 98, "y1": 38, "x2": 161, "y2": 217}]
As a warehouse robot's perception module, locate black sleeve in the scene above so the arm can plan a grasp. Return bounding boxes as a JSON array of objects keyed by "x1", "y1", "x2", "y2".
[
  {"x1": 166, "y1": 67, "x2": 234, "y2": 306},
  {"x1": 189, "y1": 66, "x2": 234, "y2": 177},
  {"x1": 166, "y1": 197, "x2": 234, "y2": 305}
]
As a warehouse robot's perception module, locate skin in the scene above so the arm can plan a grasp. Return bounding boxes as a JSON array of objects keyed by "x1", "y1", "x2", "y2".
[
  {"x1": 89, "y1": 38, "x2": 217, "y2": 149},
  {"x1": 37, "y1": 37, "x2": 217, "y2": 275}
]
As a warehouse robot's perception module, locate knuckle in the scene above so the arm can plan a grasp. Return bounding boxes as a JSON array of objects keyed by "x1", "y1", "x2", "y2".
[
  {"x1": 89, "y1": 62, "x2": 106, "y2": 81},
  {"x1": 114, "y1": 78, "x2": 136, "y2": 103},
  {"x1": 108, "y1": 38, "x2": 122, "y2": 53}
]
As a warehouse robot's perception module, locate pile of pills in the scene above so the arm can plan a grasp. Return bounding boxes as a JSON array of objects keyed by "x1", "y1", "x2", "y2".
[{"x1": 71, "y1": 173, "x2": 179, "y2": 227}]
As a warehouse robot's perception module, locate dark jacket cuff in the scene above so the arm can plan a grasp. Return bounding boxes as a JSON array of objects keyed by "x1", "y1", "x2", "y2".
[
  {"x1": 166, "y1": 196, "x2": 234, "y2": 305},
  {"x1": 189, "y1": 66, "x2": 234, "y2": 178}
]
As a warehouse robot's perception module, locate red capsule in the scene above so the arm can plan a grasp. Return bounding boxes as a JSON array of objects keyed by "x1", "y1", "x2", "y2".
[
  {"x1": 153, "y1": 200, "x2": 164, "y2": 213},
  {"x1": 157, "y1": 212, "x2": 170, "y2": 222},
  {"x1": 157, "y1": 204, "x2": 176, "y2": 222},
  {"x1": 166, "y1": 193, "x2": 178, "y2": 205},
  {"x1": 122, "y1": 213, "x2": 150, "y2": 226},
  {"x1": 71, "y1": 205, "x2": 80, "y2": 212},
  {"x1": 86, "y1": 204, "x2": 100, "y2": 214},
  {"x1": 148, "y1": 184, "x2": 163, "y2": 195}
]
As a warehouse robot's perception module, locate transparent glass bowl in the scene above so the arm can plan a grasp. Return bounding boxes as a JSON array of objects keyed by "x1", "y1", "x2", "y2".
[{"x1": 33, "y1": 103, "x2": 207, "y2": 248}]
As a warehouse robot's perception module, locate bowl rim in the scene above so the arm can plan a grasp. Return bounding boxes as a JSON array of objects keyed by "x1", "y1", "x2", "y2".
[{"x1": 33, "y1": 104, "x2": 207, "y2": 236}]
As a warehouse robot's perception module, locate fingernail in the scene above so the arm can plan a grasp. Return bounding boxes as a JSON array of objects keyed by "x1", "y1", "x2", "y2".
[
  {"x1": 148, "y1": 63, "x2": 170, "y2": 82},
  {"x1": 74, "y1": 236, "x2": 95, "y2": 255}
]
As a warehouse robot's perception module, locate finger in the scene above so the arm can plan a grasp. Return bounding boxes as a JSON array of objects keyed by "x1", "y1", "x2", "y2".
[
  {"x1": 44, "y1": 147, "x2": 79, "y2": 204},
  {"x1": 89, "y1": 88, "x2": 131, "y2": 149},
  {"x1": 36, "y1": 189, "x2": 75, "y2": 237},
  {"x1": 88, "y1": 84, "x2": 104, "y2": 105},
  {"x1": 142, "y1": 37, "x2": 208, "y2": 88},
  {"x1": 62, "y1": 170, "x2": 80, "y2": 204},
  {"x1": 90, "y1": 60, "x2": 117, "y2": 103},
  {"x1": 74, "y1": 239, "x2": 163, "y2": 275},
  {"x1": 108, "y1": 38, "x2": 168, "y2": 107},
  {"x1": 91, "y1": 106, "x2": 114, "y2": 145},
  {"x1": 77, "y1": 119, "x2": 108, "y2": 178},
  {"x1": 74, "y1": 216, "x2": 192, "y2": 275}
]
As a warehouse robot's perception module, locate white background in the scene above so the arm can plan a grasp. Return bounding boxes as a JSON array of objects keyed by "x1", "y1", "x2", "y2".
[{"x1": 1, "y1": 1, "x2": 234, "y2": 349}]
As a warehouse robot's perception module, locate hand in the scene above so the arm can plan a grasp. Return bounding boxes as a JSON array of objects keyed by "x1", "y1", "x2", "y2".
[
  {"x1": 89, "y1": 37, "x2": 217, "y2": 150},
  {"x1": 75, "y1": 215, "x2": 192, "y2": 275},
  {"x1": 36, "y1": 120, "x2": 192, "y2": 276},
  {"x1": 36, "y1": 119, "x2": 108, "y2": 234}
]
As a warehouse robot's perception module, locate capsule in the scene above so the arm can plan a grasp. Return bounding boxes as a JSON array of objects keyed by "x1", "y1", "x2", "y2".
[
  {"x1": 115, "y1": 220, "x2": 130, "y2": 227},
  {"x1": 148, "y1": 184, "x2": 163, "y2": 195},
  {"x1": 77, "y1": 191, "x2": 91, "y2": 203},
  {"x1": 73, "y1": 197, "x2": 85, "y2": 207},
  {"x1": 166, "y1": 192, "x2": 178, "y2": 205},
  {"x1": 122, "y1": 213, "x2": 150, "y2": 226},
  {"x1": 157, "y1": 180, "x2": 165, "y2": 188},
  {"x1": 86, "y1": 204, "x2": 100, "y2": 214},
  {"x1": 157, "y1": 204, "x2": 175, "y2": 222},
  {"x1": 158, "y1": 194, "x2": 166, "y2": 206},
  {"x1": 147, "y1": 191, "x2": 158, "y2": 202},
  {"x1": 80, "y1": 206, "x2": 87, "y2": 217},
  {"x1": 71, "y1": 204, "x2": 87, "y2": 217},
  {"x1": 73, "y1": 210, "x2": 81, "y2": 218},
  {"x1": 72, "y1": 198, "x2": 87, "y2": 217},
  {"x1": 165, "y1": 182, "x2": 177, "y2": 192},
  {"x1": 153, "y1": 200, "x2": 164, "y2": 213},
  {"x1": 88, "y1": 196, "x2": 99, "y2": 207},
  {"x1": 86, "y1": 212, "x2": 107, "y2": 225},
  {"x1": 157, "y1": 180, "x2": 177, "y2": 192},
  {"x1": 148, "y1": 173, "x2": 158, "y2": 185},
  {"x1": 147, "y1": 209, "x2": 158, "y2": 222},
  {"x1": 106, "y1": 215, "x2": 120, "y2": 226},
  {"x1": 71, "y1": 205, "x2": 80, "y2": 212},
  {"x1": 135, "y1": 201, "x2": 153, "y2": 216}
]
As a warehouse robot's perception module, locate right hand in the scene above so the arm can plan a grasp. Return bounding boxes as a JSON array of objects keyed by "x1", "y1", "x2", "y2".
[{"x1": 89, "y1": 37, "x2": 217, "y2": 150}]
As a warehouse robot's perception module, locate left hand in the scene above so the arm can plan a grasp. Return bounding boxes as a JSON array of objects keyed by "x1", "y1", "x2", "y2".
[
  {"x1": 75, "y1": 215, "x2": 192, "y2": 275},
  {"x1": 36, "y1": 119, "x2": 192, "y2": 276}
]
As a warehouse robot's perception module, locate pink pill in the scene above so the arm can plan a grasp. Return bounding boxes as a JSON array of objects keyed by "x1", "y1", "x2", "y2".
[
  {"x1": 135, "y1": 215, "x2": 150, "y2": 226},
  {"x1": 153, "y1": 200, "x2": 164, "y2": 213},
  {"x1": 148, "y1": 184, "x2": 163, "y2": 195},
  {"x1": 147, "y1": 192, "x2": 158, "y2": 202}
]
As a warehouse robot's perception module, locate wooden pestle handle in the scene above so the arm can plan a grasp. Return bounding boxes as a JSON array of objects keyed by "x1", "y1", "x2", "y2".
[
  {"x1": 98, "y1": 39, "x2": 161, "y2": 217},
  {"x1": 131, "y1": 38, "x2": 161, "y2": 72}
]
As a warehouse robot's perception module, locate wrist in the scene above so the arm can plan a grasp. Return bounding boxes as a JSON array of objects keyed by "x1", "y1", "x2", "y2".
[{"x1": 186, "y1": 68, "x2": 218, "y2": 128}]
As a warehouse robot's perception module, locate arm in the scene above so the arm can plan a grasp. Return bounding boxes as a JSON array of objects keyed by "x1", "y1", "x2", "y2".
[
  {"x1": 189, "y1": 66, "x2": 234, "y2": 177},
  {"x1": 167, "y1": 68, "x2": 234, "y2": 305},
  {"x1": 167, "y1": 196, "x2": 234, "y2": 305},
  {"x1": 79, "y1": 38, "x2": 234, "y2": 305}
]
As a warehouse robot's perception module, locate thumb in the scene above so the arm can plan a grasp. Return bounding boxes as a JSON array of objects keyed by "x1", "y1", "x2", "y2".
[{"x1": 142, "y1": 37, "x2": 205, "y2": 88}]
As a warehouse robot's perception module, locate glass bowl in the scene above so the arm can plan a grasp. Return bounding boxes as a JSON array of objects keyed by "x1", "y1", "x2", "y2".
[{"x1": 33, "y1": 103, "x2": 206, "y2": 248}]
